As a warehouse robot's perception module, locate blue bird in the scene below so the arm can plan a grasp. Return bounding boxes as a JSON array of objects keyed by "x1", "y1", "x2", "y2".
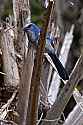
[
  {"x1": 24, "y1": 23, "x2": 41, "y2": 43},
  {"x1": 23, "y1": 23, "x2": 55, "y2": 52},
  {"x1": 23, "y1": 23, "x2": 69, "y2": 80}
]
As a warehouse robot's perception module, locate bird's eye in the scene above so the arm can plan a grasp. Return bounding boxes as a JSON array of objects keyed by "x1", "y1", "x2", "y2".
[{"x1": 27, "y1": 24, "x2": 32, "y2": 28}]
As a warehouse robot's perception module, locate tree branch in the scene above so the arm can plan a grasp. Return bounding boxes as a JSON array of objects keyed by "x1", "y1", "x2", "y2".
[
  {"x1": 41, "y1": 55, "x2": 83, "y2": 125},
  {"x1": 26, "y1": 1, "x2": 53, "y2": 125}
]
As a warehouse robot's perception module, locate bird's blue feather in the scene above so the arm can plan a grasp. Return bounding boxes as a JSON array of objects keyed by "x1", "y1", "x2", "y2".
[{"x1": 23, "y1": 23, "x2": 55, "y2": 52}]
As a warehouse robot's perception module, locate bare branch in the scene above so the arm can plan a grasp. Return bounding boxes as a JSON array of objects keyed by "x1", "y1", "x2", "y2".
[
  {"x1": 26, "y1": 1, "x2": 53, "y2": 125},
  {"x1": 41, "y1": 55, "x2": 83, "y2": 125}
]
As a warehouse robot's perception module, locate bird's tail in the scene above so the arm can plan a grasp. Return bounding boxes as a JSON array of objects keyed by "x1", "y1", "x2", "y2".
[{"x1": 44, "y1": 52, "x2": 69, "y2": 80}]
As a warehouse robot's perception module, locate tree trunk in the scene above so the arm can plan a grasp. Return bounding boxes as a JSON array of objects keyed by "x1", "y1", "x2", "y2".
[
  {"x1": 13, "y1": 0, "x2": 31, "y2": 75},
  {"x1": 0, "y1": 28, "x2": 19, "y2": 87},
  {"x1": 17, "y1": 46, "x2": 35, "y2": 125}
]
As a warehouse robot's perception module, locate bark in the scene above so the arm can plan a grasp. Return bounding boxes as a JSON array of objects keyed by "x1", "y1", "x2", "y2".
[
  {"x1": 13, "y1": 0, "x2": 31, "y2": 30},
  {"x1": 13, "y1": 0, "x2": 31, "y2": 75},
  {"x1": 0, "y1": 28, "x2": 19, "y2": 87},
  {"x1": 79, "y1": 9, "x2": 83, "y2": 56},
  {"x1": 13, "y1": 0, "x2": 19, "y2": 29},
  {"x1": 12, "y1": 0, "x2": 32, "y2": 124},
  {"x1": 56, "y1": 0, "x2": 64, "y2": 36},
  {"x1": 64, "y1": 89, "x2": 83, "y2": 125},
  {"x1": 17, "y1": 46, "x2": 35, "y2": 125},
  {"x1": 41, "y1": 55, "x2": 83, "y2": 125},
  {"x1": 64, "y1": 104, "x2": 83, "y2": 125}
]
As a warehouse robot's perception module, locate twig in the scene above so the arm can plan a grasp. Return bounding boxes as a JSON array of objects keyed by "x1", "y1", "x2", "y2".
[
  {"x1": 0, "y1": 72, "x2": 7, "y2": 76},
  {"x1": 37, "y1": 113, "x2": 43, "y2": 125},
  {"x1": 40, "y1": 80, "x2": 48, "y2": 98},
  {"x1": 37, "y1": 117, "x2": 59, "y2": 122},
  {"x1": 0, "y1": 119, "x2": 17, "y2": 125},
  {"x1": 0, "y1": 90, "x2": 17, "y2": 120}
]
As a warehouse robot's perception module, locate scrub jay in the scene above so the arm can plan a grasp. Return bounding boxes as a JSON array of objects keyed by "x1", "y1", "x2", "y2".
[{"x1": 23, "y1": 23, "x2": 69, "y2": 80}]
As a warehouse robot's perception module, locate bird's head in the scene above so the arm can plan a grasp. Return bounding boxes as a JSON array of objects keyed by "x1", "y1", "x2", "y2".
[{"x1": 23, "y1": 23, "x2": 41, "y2": 42}]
